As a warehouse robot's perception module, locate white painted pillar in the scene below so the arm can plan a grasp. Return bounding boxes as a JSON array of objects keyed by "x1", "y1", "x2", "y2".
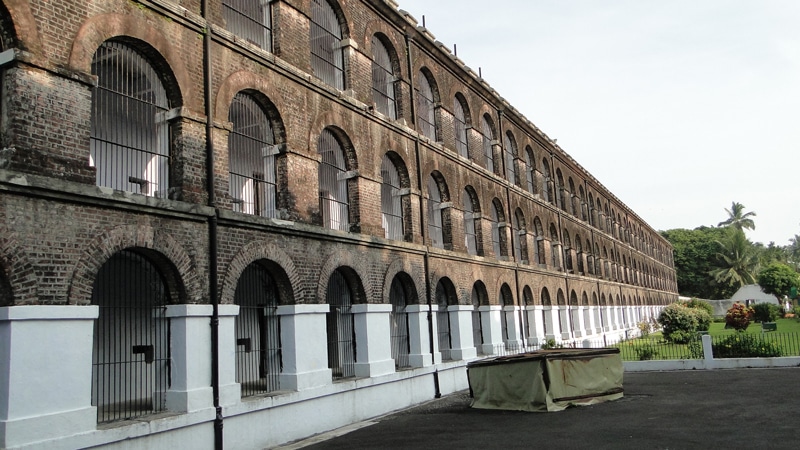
[
  {"x1": 593, "y1": 306, "x2": 604, "y2": 334},
  {"x1": 352, "y1": 304, "x2": 395, "y2": 377},
  {"x1": 558, "y1": 305, "x2": 571, "y2": 340},
  {"x1": 446, "y1": 305, "x2": 477, "y2": 360},
  {"x1": 217, "y1": 304, "x2": 241, "y2": 406},
  {"x1": 502, "y1": 305, "x2": 523, "y2": 349},
  {"x1": 572, "y1": 306, "x2": 585, "y2": 338},
  {"x1": 407, "y1": 304, "x2": 438, "y2": 367},
  {"x1": 544, "y1": 305, "x2": 559, "y2": 341},
  {"x1": 0, "y1": 306, "x2": 98, "y2": 449},
  {"x1": 278, "y1": 304, "x2": 331, "y2": 391},
  {"x1": 527, "y1": 305, "x2": 545, "y2": 346},
  {"x1": 165, "y1": 304, "x2": 214, "y2": 413},
  {"x1": 479, "y1": 305, "x2": 502, "y2": 355}
]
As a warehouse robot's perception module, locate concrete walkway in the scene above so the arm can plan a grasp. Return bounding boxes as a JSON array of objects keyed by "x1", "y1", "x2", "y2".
[{"x1": 282, "y1": 367, "x2": 800, "y2": 449}]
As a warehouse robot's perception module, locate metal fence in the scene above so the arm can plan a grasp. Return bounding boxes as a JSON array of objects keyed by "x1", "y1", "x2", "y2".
[{"x1": 326, "y1": 270, "x2": 356, "y2": 380}]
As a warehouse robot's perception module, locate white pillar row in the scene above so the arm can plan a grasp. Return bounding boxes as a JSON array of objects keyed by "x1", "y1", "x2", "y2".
[
  {"x1": 572, "y1": 306, "x2": 585, "y2": 339},
  {"x1": 446, "y1": 305, "x2": 477, "y2": 361},
  {"x1": 582, "y1": 306, "x2": 594, "y2": 337},
  {"x1": 543, "y1": 305, "x2": 559, "y2": 341},
  {"x1": 277, "y1": 304, "x2": 331, "y2": 391},
  {"x1": 406, "y1": 304, "x2": 438, "y2": 367},
  {"x1": 558, "y1": 305, "x2": 571, "y2": 341},
  {"x1": 165, "y1": 304, "x2": 215, "y2": 413},
  {"x1": 526, "y1": 305, "x2": 545, "y2": 346},
  {"x1": 216, "y1": 304, "x2": 241, "y2": 406},
  {"x1": 0, "y1": 306, "x2": 98, "y2": 449},
  {"x1": 352, "y1": 304, "x2": 395, "y2": 378},
  {"x1": 479, "y1": 305, "x2": 503, "y2": 355},
  {"x1": 593, "y1": 306, "x2": 604, "y2": 334}
]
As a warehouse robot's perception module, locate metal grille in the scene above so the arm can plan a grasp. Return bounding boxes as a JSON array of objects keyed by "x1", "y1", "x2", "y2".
[
  {"x1": 453, "y1": 97, "x2": 469, "y2": 158},
  {"x1": 471, "y1": 286, "x2": 484, "y2": 354},
  {"x1": 91, "y1": 250, "x2": 169, "y2": 423},
  {"x1": 234, "y1": 263, "x2": 281, "y2": 397},
  {"x1": 389, "y1": 278, "x2": 410, "y2": 369},
  {"x1": 371, "y1": 35, "x2": 396, "y2": 119},
  {"x1": 380, "y1": 154, "x2": 403, "y2": 240},
  {"x1": 416, "y1": 71, "x2": 436, "y2": 140},
  {"x1": 310, "y1": 0, "x2": 344, "y2": 89},
  {"x1": 490, "y1": 205, "x2": 501, "y2": 257},
  {"x1": 481, "y1": 116, "x2": 494, "y2": 173},
  {"x1": 504, "y1": 132, "x2": 516, "y2": 183},
  {"x1": 462, "y1": 189, "x2": 477, "y2": 255},
  {"x1": 542, "y1": 160, "x2": 552, "y2": 203},
  {"x1": 524, "y1": 148, "x2": 535, "y2": 194},
  {"x1": 318, "y1": 129, "x2": 349, "y2": 231},
  {"x1": 326, "y1": 270, "x2": 356, "y2": 380},
  {"x1": 91, "y1": 41, "x2": 170, "y2": 197},
  {"x1": 512, "y1": 213, "x2": 522, "y2": 262},
  {"x1": 223, "y1": 0, "x2": 272, "y2": 51},
  {"x1": 500, "y1": 286, "x2": 513, "y2": 349},
  {"x1": 229, "y1": 93, "x2": 277, "y2": 217},
  {"x1": 435, "y1": 281, "x2": 452, "y2": 361},
  {"x1": 427, "y1": 175, "x2": 444, "y2": 248}
]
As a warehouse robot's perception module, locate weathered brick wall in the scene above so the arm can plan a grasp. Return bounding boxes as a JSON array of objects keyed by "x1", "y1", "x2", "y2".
[{"x1": 0, "y1": 0, "x2": 677, "y2": 310}]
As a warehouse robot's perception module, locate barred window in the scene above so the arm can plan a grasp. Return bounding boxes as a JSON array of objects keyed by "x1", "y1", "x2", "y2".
[
  {"x1": 453, "y1": 95, "x2": 469, "y2": 158},
  {"x1": 534, "y1": 217, "x2": 545, "y2": 266},
  {"x1": 229, "y1": 92, "x2": 277, "y2": 218},
  {"x1": 500, "y1": 284, "x2": 514, "y2": 349},
  {"x1": 481, "y1": 115, "x2": 494, "y2": 173},
  {"x1": 318, "y1": 128, "x2": 349, "y2": 231},
  {"x1": 223, "y1": 0, "x2": 272, "y2": 51},
  {"x1": 427, "y1": 175, "x2": 443, "y2": 248},
  {"x1": 326, "y1": 269, "x2": 355, "y2": 380},
  {"x1": 381, "y1": 154, "x2": 403, "y2": 240},
  {"x1": 91, "y1": 250, "x2": 169, "y2": 423},
  {"x1": 389, "y1": 276, "x2": 410, "y2": 369},
  {"x1": 471, "y1": 283, "x2": 485, "y2": 354},
  {"x1": 416, "y1": 71, "x2": 436, "y2": 140},
  {"x1": 90, "y1": 41, "x2": 170, "y2": 197},
  {"x1": 234, "y1": 262, "x2": 281, "y2": 397},
  {"x1": 462, "y1": 189, "x2": 478, "y2": 255},
  {"x1": 541, "y1": 158, "x2": 553, "y2": 204},
  {"x1": 435, "y1": 279, "x2": 455, "y2": 361},
  {"x1": 513, "y1": 209, "x2": 527, "y2": 263},
  {"x1": 310, "y1": 0, "x2": 344, "y2": 89},
  {"x1": 523, "y1": 146, "x2": 536, "y2": 194},
  {"x1": 371, "y1": 35, "x2": 397, "y2": 119},
  {"x1": 503, "y1": 131, "x2": 517, "y2": 184},
  {"x1": 490, "y1": 202, "x2": 502, "y2": 258}
]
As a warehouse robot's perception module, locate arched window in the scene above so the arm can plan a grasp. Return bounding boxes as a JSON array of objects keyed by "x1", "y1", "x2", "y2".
[
  {"x1": 416, "y1": 70, "x2": 437, "y2": 140},
  {"x1": 490, "y1": 200, "x2": 505, "y2": 258},
  {"x1": 550, "y1": 224, "x2": 561, "y2": 269},
  {"x1": 462, "y1": 187, "x2": 480, "y2": 256},
  {"x1": 541, "y1": 158, "x2": 553, "y2": 204},
  {"x1": 500, "y1": 284, "x2": 515, "y2": 349},
  {"x1": 436, "y1": 278, "x2": 457, "y2": 361},
  {"x1": 389, "y1": 276, "x2": 411, "y2": 369},
  {"x1": 556, "y1": 169, "x2": 568, "y2": 213},
  {"x1": 91, "y1": 250, "x2": 170, "y2": 423},
  {"x1": 522, "y1": 286, "x2": 534, "y2": 343},
  {"x1": 223, "y1": 0, "x2": 272, "y2": 51},
  {"x1": 427, "y1": 174, "x2": 444, "y2": 248},
  {"x1": 534, "y1": 217, "x2": 545, "y2": 266},
  {"x1": 503, "y1": 131, "x2": 517, "y2": 184},
  {"x1": 318, "y1": 128, "x2": 349, "y2": 231},
  {"x1": 569, "y1": 178, "x2": 579, "y2": 216},
  {"x1": 481, "y1": 115, "x2": 495, "y2": 173},
  {"x1": 523, "y1": 146, "x2": 536, "y2": 194},
  {"x1": 381, "y1": 154, "x2": 403, "y2": 240},
  {"x1": 90, "y1": 41, "x2": 171, "y2": 197},
  {"x1": 234, "y1": 261, "x2": 281, "y2": 396},
  {"x1": 575, "y1": 234, "x2": 585, "y2": 274},
  {"x1": 563, "y1": 232, "x2": 573, "y2": 272},
  {"x1": 326, "y1": 269, "x2": 355, "y2": 380},
  {"x1": 513, "y1": 208, "x2": 528, "y2": 263},
  {"x1": 229, "y1": 92, "x2": 278, "y2": 217},
  {"x1": 371, "y1": 34, "x2": 397, "y2": 119},
  {"x1": 471, "y1": 282, "x2": 487, "y2": 354},
  {"x1": 310, "y1": 0, "x2": 344, "y2": 89},
  {"x1": 579, "y1": 186, "x2": 587, "y2": 221},
  {"x1": 453, "y1": 94, "x2": 470, "y2": 158},
  {"x1": 541, "y1": 287, "x2": 555, "y2": 336}
]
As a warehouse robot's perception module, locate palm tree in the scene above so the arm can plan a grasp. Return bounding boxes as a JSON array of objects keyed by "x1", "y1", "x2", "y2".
[
  {"x1": 709, "y1": 228, "x2": 759, "y2": 291},
  {"x1": 789, "y1": 233, "x2": 800, "y2": 268},
  {"x1": 717, "y1": 201, "x2": 756, "y2": 231}
]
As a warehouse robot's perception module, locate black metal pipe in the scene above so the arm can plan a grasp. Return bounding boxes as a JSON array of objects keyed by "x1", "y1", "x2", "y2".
[{"x1": 201, "y1": 1, "x2": 223, "y2": 449}]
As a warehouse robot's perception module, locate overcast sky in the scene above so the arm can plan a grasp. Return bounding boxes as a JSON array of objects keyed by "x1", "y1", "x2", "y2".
[{"x1": 398, "y1": 0, "x2": 800, "y2": 246}]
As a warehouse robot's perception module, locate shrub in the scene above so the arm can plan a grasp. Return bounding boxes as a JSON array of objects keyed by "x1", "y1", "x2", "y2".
[
  {"x1": 712, "y1": 333, "x2": 782, "y2": 358},
  {"x1": 637, "y1": 320, "x2": 653, "y2": 337},
  {"x1": 751, "y1": 302, "x2": 781, "y2": 323},
  {"x1": 540, "y1": 338, "x2": 562, "y2": 350},
  {"x1": 658, "y1": 303, "x2": 708, "y2": 344},
  {"x1": 635, "y1": 344, "x2": 659, "y2": 361},
  {"x1": 682, "y1": 298, "x2": 714, "y2": 317},
  {"x1": 725, "y1": 303, "x2": 754, "y2": 330}
]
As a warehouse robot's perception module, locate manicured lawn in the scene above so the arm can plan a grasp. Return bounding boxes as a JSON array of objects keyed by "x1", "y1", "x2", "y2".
[{"x1": 707, "y1": 318, "x2": 800, "y2": 335}]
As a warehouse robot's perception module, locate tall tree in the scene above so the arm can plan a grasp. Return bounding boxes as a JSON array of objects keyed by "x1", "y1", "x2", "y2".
[
  {"x1": 709, "y1": 228, "x2": 760, "y2": 296},
  {"x1": 757, "y1": 263, "x2": 800, "y2": 299},
  {"x1": 661, "y1": 226, "x2": 729, "y2": 298},
  {"x1": 717, "y1": 201, "x2": 756, "y2": 231},
  {"x1": 788, "y1": 233, "x2": 800, "y2": 269}
]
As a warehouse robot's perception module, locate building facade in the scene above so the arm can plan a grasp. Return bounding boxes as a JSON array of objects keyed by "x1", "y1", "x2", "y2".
[{"x1": 0, "y1": 0, "x2": 677, "y2": 448}]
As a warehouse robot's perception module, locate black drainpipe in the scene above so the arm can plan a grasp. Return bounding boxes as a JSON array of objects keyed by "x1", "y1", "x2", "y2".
[
  {"x1": 405, "y1": 31, "x2": 440, "y2": 398},
  {"x1": 201, "y1": 1, "x2": 223, "y2": 449}
]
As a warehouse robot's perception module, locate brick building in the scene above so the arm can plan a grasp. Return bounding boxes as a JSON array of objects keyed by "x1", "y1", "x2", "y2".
[{"x1": 0, "y1": 0, "x2": 677, "y2": 448}]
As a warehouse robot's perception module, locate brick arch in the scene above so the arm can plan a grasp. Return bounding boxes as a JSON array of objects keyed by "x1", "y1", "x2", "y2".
[
  {"x1": 68, "y1": 13, "x2": 192, "y2": 108},
  {"x1": 0, "y1": 0, "x2": 44, "y2": 56},
  {"x1": 317, "y1": 251, "x2": 372, "y2": 304},
  {"x1": 221, "y1": 240, "x2": 300, "y2": 305},
  {"x1": 308, "y1": 110, "x2": 359, "y2": 165},
  {"x1": 382, "y1": 257, "x2": 424, "y2": 304},
  {"x1": 215, "y1": 70, "x2": 289, "y2": 134},
  {"x1": 0, "y1": 233, "x2": 37, "y2": 305},
  {"x1": 362, "y1": 21, "x2": 405, "y2": 79},
  {"x1": 67, "y1": 224, "x2": 202, "y2": 305},
  {"x1": 491, "y1": 274, "x2": 516, "y2": 306}
]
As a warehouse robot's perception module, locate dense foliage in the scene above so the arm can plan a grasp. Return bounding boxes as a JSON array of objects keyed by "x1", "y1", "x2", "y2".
[
  {"x1": 658, "y1": 302, "x2": 711, "y2": 344},
  {"x1": 751, "y1": 302, "x2": 781, "y2": 323},
  {"x1": 712, "y1": 333, "x2": 782, "y2": 358},
  {"x1": 725, "y1": 302, "x2": 754, "y2": 331},
  {"x1": 757, "y1": 263, "x2": 800, "y2": 299},
  {"x1": 661, "y1": 227, "x2": 729, "y2": 298}
]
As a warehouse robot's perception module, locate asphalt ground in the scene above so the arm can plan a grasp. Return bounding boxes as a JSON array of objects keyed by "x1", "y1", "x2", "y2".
[{"x1": 283, "y1": 367, "x2": 800, "y2": 449}]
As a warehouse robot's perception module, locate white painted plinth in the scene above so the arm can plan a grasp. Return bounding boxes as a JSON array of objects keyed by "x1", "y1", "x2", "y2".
[
  {"x1": 352, "y1": 304, "x2": 395, "y2": 377},
  {"x1": 165, "y1": 304, "x2": 214, "y2": 413},
  {"x1": 278, "y1": 304, "x2": 332, "y2": 390}
]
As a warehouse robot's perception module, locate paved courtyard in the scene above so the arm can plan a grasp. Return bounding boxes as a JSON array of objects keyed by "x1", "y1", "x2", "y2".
[{"x1": 282, "y1": 367, "x2": 800, "y2": 449}]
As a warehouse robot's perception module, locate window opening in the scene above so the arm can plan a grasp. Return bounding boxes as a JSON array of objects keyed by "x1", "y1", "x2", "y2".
[
  {"x1": 389, "y1": 277, "x2": 410, "y2": 369},
  {"x1": 462, "y1": 189, "x2": 477, "y2": 255},
  {"x1": 326, "y1": 270, "x2": 355, "y2": 379},
  {"x1": 223, "y1": 0, "x2": 272, "y2": 51},
  {"x1": 427, "y1": 175, "x2": 444, "y2": 248},
  {"x1": 435, "y1": 280, "x2": 453, "y2": 361},
  {"x1": 415, "y1": 71, "x2": 436, "y2": 140},
  {"x1": 453, "y1": 96, "x2": 469, "y2": 158},
  {"x1": 371, "y1": 35, "x2": 396, "y2": 119},
  {"x1": 380, "y1": 154, "x2": 403, "y2": 240},
  {"x1": 481, "y1": 115, "x2": 494, "y2": 173},
  {"x1": 310, "y1": 0, "x2": 344, "y2": 89},
  {"x1": 318, "y1": 129, "x2": 349, "y2": 231}
]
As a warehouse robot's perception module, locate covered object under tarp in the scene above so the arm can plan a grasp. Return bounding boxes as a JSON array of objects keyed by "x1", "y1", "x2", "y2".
[{"x1": 467, "y1": 348, "x2": 623, "y2": 412}]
